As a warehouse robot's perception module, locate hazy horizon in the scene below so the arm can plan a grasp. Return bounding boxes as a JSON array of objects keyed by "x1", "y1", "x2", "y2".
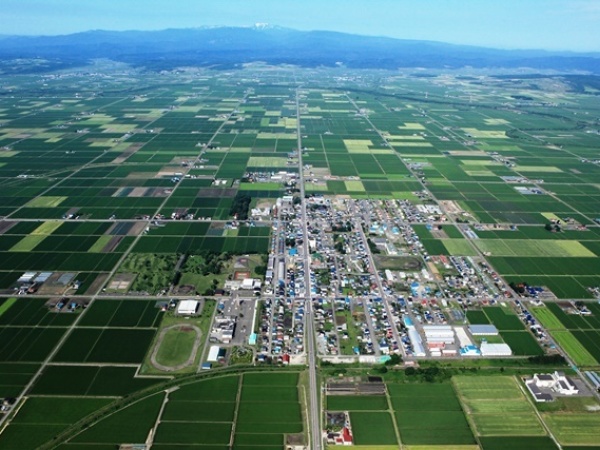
[{"x1": 1, "y1": 0, "x2": 599, "y2": 52}]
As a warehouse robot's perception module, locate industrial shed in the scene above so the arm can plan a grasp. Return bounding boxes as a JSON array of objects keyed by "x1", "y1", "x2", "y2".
[
  {"x1": 469, "y1": 324, "x2": 499, "y2": 336},
  {"x1": 207, "y1": 345, "x2": 221, "y2": 362},
  {"x1": 480, "y1": 341, "x2": 512, "y2": 356},
  {"x1": 177, "y1": 300, "x2": 200, "y2": 315}
]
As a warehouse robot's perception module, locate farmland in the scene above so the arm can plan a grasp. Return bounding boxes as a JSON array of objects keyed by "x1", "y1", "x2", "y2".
[
  {"x1": 0, "y1": 63, "x2": 599, "y2": 449},
  {"x1": 530, "y1": 303, "x2": 600, "y2": 366},
  {"x1": 454, "y1": 376, "x2": 547, "y2": 437},
  {"x1": 467, "y1": 306, "x2": 544, "y2": 356}
]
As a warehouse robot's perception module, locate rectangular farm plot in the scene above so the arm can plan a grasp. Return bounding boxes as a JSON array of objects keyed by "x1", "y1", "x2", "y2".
[
  {"x1": 482, "y1": 307, "x2": 525, "y2": 331},
  {"x1": 0, "y1": 362, "x2": 39, "y2": 398},
  {"x1": 327, "y1": 395, "x2": 388, "y2": 411},
  {"x1": 499, "y1": 331, "x2": 543, "y2": 356},
  {"x1": 170, "y1": 375, "x2": 240, "y2": 402},
  {"x1": 79, "y1": 299, "x2": 163, "y2": 328},
  {"x1": 479, "y1": 436, "x2": 559, "y2": 450},
  {"x1": 25, "y1": 196, "x2": 67, "y2": 208},
  {"x1": 454, "y1": 376, "x2": 546, "y2": 437},
  {"x1": 241, "y1": 385, "x2": 299, "y2": 403},
  {"x1": 9, "y1": 220, "x2": 63, "y2": 251},
  {"x1": 161, "y1": 400, "x2": 236, "y2": 422},
  {"x1": 552, "y1": 331, "x2": 598, "y2": 366},
  {"x1": 531, "y1": 307, "x2": 566, "y2": 330},
  {"x1": 53, "y1": 328, "x2": 155, "y2": 363},
  {"x1": 237, "y1": 401, "x2": 302, "y2": 424},
  {"x1": 473, "y1": 239, "x2": 596, "y2": 257},
  {"x1": 0, "y1": 298, "x2": 77, "y2": 327},
  {"x1": 0, "y1": 326, "x2": 66, "y2": 362},
  {"x1": 350, "y1": 411, "x2": 398, "y2": 446},
  {"x1": 543, "y1": 413, "x2": 600, "y2": 446},
  {"x1": 71, "y1": 393, "x2": 164, "y2": 445},
  {"x1": 242, "y1": 371, "x2": 299, "y2": 386},
  {"x1": 389, "y1": 383, "x2": 475, "y2": 446},
  {"x1": 31, "y1": 365, "x2": 161, "y2": 396},
  {"x1": 155, "y1": 422, "x2": 233, "y2": 445}
]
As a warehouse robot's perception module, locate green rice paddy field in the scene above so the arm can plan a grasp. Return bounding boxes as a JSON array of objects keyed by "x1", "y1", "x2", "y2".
[{"x1": 0, "y1": 372, "x2": 304, "y2": 450}]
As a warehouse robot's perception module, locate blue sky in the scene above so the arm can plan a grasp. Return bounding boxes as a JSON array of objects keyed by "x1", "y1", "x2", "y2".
[{"x1": 1, "y1": 0, "x2": 599, "y2": 52}]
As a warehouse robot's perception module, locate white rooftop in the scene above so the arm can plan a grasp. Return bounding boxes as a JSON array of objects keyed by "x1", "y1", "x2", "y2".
[{"x1": 177, "y1": 300, "x2": 199, "y2": 315}]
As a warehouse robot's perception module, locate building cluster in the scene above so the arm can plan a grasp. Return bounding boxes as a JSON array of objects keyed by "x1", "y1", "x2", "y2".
[{"x1": 525, "y1": 371, "x2": 580, "y2": 402}]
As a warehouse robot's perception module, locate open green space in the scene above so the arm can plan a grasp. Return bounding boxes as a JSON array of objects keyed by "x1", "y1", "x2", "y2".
[
  {"x1": 454, "y1": 376, "x2": 546, "y2": 437},
  {"x1": 389, "y1": 383, "x2": 475, "y2": 446},
  {"x1": 71, "y1": 393, "x2": 165, "y2": 444},
  {"x1": 154, "y1": 325, "x2": 198, "y2": 368},
  {"x1": 543, "y1": 413, "x2": 600, "y2": 445},
  {"x1": 552, "y1": 331, "x2": 598, "y2": 366},
  {"x1": 350, "y1": 412, "x2": 398, "y2": 446},
  {"x1": 0, "y1": 397, "x2": 111, "y2": 450},
  {"x1": 531, "y1": 306, "x2": 566, "y2": 330},
  {"x1": 327, "y1": 395, "x2": 388, "y2": 411}
]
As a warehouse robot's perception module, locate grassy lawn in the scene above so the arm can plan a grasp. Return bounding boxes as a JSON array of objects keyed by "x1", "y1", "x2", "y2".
[
  {"x1": 336, "y1": 309, "x2": 361, "y2": 355},
  {"x1": 154, "y1": 326, "x2": 198, "y2": 367}
]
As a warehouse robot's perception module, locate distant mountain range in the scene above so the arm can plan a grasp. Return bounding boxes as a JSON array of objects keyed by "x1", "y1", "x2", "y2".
[{"x1": 1, "y1": 25, "x2": 600, "y2": 74}]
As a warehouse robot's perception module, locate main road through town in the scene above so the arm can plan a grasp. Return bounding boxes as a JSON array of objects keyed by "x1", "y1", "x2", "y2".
[{"x1": 295, "y1": 87, "x2": 322, "y2": 450}]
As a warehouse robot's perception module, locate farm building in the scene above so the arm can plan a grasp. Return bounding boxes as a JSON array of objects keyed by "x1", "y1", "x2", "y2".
[
  {"x1": 176, "y1": 300, "x2": 199, "y2": 315},
  {"x1": 408, "y1": 328, "x2": 426, "y2": 357},
  {"x1": 454, "y1": 326, "x2": 473, "y2": 347},
  {"x1": 469, "y1": 324, "x2": 499, "y2": 336},
  {"x1": 423, "y1": 325, "x2": 455, "y2": 342},
  {"x1": 207, "y1": 345, "x2": 221, "y2": 362},
  {"x1": 480, "y1": 341, "x2": 512, "y2": 357},
  {"x1": 423, "y1": 325, "x2": 455, "y2": 352}
]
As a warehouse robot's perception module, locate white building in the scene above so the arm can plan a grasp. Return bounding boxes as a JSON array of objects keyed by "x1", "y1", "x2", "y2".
[
  {"x1": 454, "y1": 326, "x2": 473, "y2": 348},
  {"x1": 469, "y1": 324, "x2": 499, "y2": 336},
  {"x1": 480, "y1": 341, "x2": 512, "y2": 357},
  {"x1": 533, "y1": 371, "x2": 579, "y2": 395},
  {"x1": 207, "y1": 345, "x2": 220, "y2": 362},
  {"x1": 177, "y1": 300, "x2": 199, "y2": 315}
]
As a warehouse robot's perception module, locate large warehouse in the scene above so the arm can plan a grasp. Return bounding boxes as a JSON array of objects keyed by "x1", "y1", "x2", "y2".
[{"x1": 480, "y1": 341, "x2": 512, "y2": 357}]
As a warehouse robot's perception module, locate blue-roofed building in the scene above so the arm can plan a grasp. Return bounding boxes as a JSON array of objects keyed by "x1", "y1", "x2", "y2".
[
  {"x1": 248, "y1": 333, "x2": 257, "y2": 345},
  {"x1": 460, "y1": 345, "x2": 481, "y2": 356}
]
